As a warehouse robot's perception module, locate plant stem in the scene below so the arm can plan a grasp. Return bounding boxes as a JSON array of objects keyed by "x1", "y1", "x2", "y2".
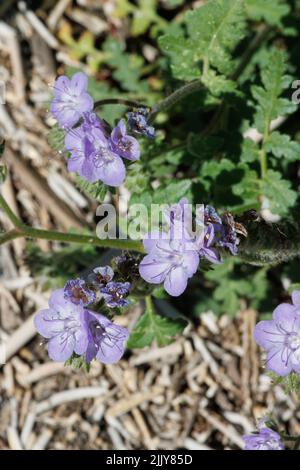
[
  {"x1": 148, "y1": 80, "x2": 204, "y2": 124},
  {"x1": 94, "y1": 98, "x2": 146, "y2": 110},
  {"x1": 0, "y1": 193, "x2": 25, "y2": 229},
  {"x1": 146, "y1": 295, "x2": 154, "y2": 314},
  {"x1": 0, "y1": 193, "x2": 144, "y2": 253},
  {"x1": 260, "y1": 146, "x2": 268, "y2": 179}
]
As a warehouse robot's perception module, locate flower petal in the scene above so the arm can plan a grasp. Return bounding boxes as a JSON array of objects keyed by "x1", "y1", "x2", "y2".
[
  {"x1": 48, "y1": 333, "x2": 75, "y2": 362},
  {"x1": 164, "y1": 266, "x2": 188, "y2": 297}
]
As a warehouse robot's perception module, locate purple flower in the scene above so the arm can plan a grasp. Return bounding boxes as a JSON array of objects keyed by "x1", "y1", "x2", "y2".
[
  {"x1": 217, "y1": 212, "x2": 240, "y2": 255},
  {"x1": 84, "y1": 310, "x2": 129, "y2": 364},
  {"x1": 110, "y1": 119, "x2": 140, "y2": 161},
  {"x1": 198, "y1": 225, "x2": 221, "y2": 264},
  {"x1": 64, "y1": 279, "x2": 96, "y2": 306},
  {"x1": 100, "y1": 281, "x2": 131, "y2": 308},
  {"x1": 127, "y1": 108, "x2": 155, "y2": 139},
  {"x1": 254, "y1": 295, "x2": 300, "y2": 376},
  {"x1": 163, "y1": 198, "x2": 194, "y2": 241},
  {"x1": 34, "y1": 289, "x2": 88, "y2": 362},
  {"x1": 88, "y1": 266, "x2": 114, "y2": 287},
  {"x1": 65, "y1": 117, "x2": 125, "y2": 186},
  {"x1": 139, "y1": 234, "x2": 200, "y2": 297},
  {"x1": 50, "y1": 73, "x2": 93, "y2": 129},
  {"x1": 243, "y1": 421, "x2": 284, "y2": 450}
]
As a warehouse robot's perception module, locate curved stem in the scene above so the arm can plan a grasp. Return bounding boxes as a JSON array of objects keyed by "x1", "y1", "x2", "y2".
[
  {"x1": 94, "y1": 98, "x2": 147, "y2": 110},
  {"x1": 0, "y1": 193, "x2": 25, "y2": 229},
  {"x1": 148, "y1": 80, "x2": 204, "y2": 124},
  {"x1": 0, "y1": 193, "x2": 144, "y2": 253}
]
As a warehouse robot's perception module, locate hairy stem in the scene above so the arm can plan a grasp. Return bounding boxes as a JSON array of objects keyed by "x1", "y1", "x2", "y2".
[
  {"x1": 0, "y1": 194, "x2": 144, "y2": 253},
  {"x1": 94, "y1": 98, "x2": 146, "y2": 110},
  {"x1": 148, "y1": 80, "x2": 204, "y2": 124},
  {"x1": 238, "y1": 218, "x2": 300, "y2": 266}
]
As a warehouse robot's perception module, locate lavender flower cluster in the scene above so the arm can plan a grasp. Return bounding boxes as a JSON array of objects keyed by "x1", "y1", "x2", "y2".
[
  {"x1": 50, "y1": 72, "x2": 154, "y2": 187},
  {"x1": 139, "y1": 200, "x2": 244, "y2": 297},
  {"x1": 34, "y1": 266, "x2": 130, "y2": 363},
  {"x1": 254, "y1": 291, "x2": 300, "y2": 376}
]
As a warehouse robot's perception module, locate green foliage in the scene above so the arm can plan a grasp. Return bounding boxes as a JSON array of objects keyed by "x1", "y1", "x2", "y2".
[
  {"x1": 74, "y1": 175, "x2": 107, "y2": 202},
  {"x1": 43, "y1": 0, "x2": 300, "y2": 360},
  {"x1": 65, "y1": 353, "x2": 91, "y2": 372},
  {"x1": 26, "y1": 244, "x2": 99, "y2": 288},
  {"x1": 128, "y1": 298, "x2": 187, "y2": 348},
  {"x1": 251, "y1": 50, "x2": 296, "y2": 135},
  {"x1": 268, "y1": 372, "x2": 300, "y2": 394},
  {"x1": 245, "y1": 0, "x2": 290, "y2": 27},
  {"x1": 262, "y1": 170, "x2": 297, "y2": 216},
  {"x1": 204, "y1": 259, "x2": 269, "y2": 316},
  {"x1": 265, "y1": 132, "x2": 300, "y2": 162},
  {"x1": 159, "y1": 0, "x2": 246, "y2": 80},
  {"x1": 103, "y1": 38, "x2": 150, "y2": 94},
  {"x1": 48, "y1": 124, "x2": 67, "y2": 156}
]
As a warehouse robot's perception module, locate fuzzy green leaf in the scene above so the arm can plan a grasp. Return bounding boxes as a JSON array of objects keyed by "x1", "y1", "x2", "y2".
[
  {"x1": 265, "y1": 132, "x2": 300, "y2": 162},
  {"x1": 252, "y1": 50, "x2": 296, "y2": 134},
  {"x1": 262, "y1": 170, "x2": 297, "y2": 216},
  {"x1": 245, "y1": 0, "x2": 290, "y2": 27},
  {"x1": 159, "y1": 0, "x2": 246, "y2": 80},
  {"x1": 128, "y1": 307, "x2": 186, "y2": 348}
]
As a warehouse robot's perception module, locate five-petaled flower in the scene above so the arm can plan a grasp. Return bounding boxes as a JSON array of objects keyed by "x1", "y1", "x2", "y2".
[
  {"x1": 50, "y1": 72, "x2": 93, "y2": 129},
  {"x1": 65, "y1": 116, "x2": 126, "y2": 187},
  {"x1": 35, "y1": 288, "x2": 129, "y2": 364},
  {"x1": 34, "y1": 289, "x2": 88, "y2": 362},
  {"x1": 254, "y1": 291, "x2": 300, "y2": 376},
  {"x1": 110, "y1": 119, "x2": 140, "y2": 161},
  {"x1": 139, "y1": 232, "x2": 200, "y2": 297}
]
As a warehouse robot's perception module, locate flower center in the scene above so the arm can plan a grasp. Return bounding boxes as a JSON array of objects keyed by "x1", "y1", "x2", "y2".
[
  {"x1": 92, "y1": 147, "x2": 114, "y2": 167},
  {"x1": 287, "y1": 332, "x2": 300, "y2": 350}
]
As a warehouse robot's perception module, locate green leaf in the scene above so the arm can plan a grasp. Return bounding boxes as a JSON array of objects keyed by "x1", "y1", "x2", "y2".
[
  {"x1": 158, "y1": 33, "x2": 200, "y2": 81},
  {"x1": 131, "y1": 0, "x2": 166, "y2": 37},
  {"x1": 262, "y1": 170, "x2": 297, "y2": 216},
  {"x1": 265, "y1": 132, "x2": 300, "y2": 162},
  {"x1": 245, "y1": 0, "x2": 290, "y2": 27},
  {"x1": 160, "y1": 0, "x2": 246, "y2": 80},
  {"x1": 65, "y1": 353, "x2": 91, "y2": 372},
  {"x1": 48, "y1": 124, "x2": 67, "y2": 156},
  {"x1": 185, "y1": 0, "x2": 246, "y2": 75},
  {"x1": 103, "y1": 37, "x2": 149, "y2": 94},
  {"x1": 74, "y1": 175, "x2": 107, "y2": 202},
  {"x1": 240, "y1": 138, "x2": 260, "y2": 163},
  {"x1": 153, "y1": 179, "x2": 192, "y2": 204},
  {"x1": 268, "y1": 372, "x2": 300, "y2": 394},
  {"x1": 201, "y1": 158, "x2": 235, "y2": 179},
  {"x1": 252, "y1": 49, "x2": 296, "y2": 134},
  {"x1": 201, "y1": 70, "x2": 237, "y2": 96},
  {"x1": 128, "y1": 301, "x2": 186, "y2": 348}
]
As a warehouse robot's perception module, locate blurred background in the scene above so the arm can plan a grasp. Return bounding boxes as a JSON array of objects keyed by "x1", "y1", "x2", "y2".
[{"x1": 0, "y1": 0, "x2": 299, "y2": 450}]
